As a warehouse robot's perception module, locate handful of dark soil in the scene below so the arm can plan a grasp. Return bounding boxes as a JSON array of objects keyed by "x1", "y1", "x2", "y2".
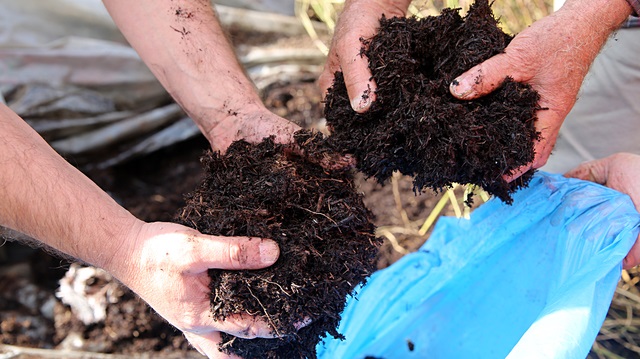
[
  {"x1": 177, "y1": 132, "x2": 380, "y2": 358},
  {"x1": 324, "y1": 0, "x2": 541, "y2": 204}
]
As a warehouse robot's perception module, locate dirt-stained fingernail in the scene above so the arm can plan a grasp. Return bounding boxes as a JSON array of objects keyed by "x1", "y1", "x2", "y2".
[
  {"x1": 350, "y1": 94, "x2": 371, "y2": 113},
  {"x1": 294, "y1": 317, "x2": 313, "y2": 330},
  {"x1": 450, "y1": 77, "x2": 474, "y2": 99},
  {"x1": 259, "y1": 240, "x2": 280, "y2": 264}
]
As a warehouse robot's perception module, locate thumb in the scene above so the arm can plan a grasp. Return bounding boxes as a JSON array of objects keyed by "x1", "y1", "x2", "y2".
[
  {"x1": 450, "y1": 53, "x2": 514, "y2": 100},
  {"x1": 184, "y1": 332, "x2": 244, "y2": 359},
  {"x1": 623, "y1": 238, "x2": 640, "y2": 270},
  {"x1": 190, "y1": 236, "x2": 280, "y2": 273},
  {"x1": 342, "y1": 55, "x2": 377, "y2": 113}
]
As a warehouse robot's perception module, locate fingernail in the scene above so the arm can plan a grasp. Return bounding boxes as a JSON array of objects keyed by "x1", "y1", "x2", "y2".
[
  {"x1": 294, "y1": 317, "x2": 313, "y2": 330},
  {"x1": 259, "y1": 240, "x2": 280, "y2": 264},
  {"x1": 350, "y1": 94, "x2": 371, "y2": 113},
  {"x1": 450, "y1": 77, "x2": 474, "y2": 99}
]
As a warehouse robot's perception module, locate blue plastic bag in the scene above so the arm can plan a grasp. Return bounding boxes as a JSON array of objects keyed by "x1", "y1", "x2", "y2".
[{"x1": 317, "y1": 172, "x2": 640, "y2": 359}]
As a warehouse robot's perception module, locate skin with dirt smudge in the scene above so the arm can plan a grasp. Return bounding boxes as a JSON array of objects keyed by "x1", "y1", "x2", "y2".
[{"x1": 103, "y1": 0, "x2": 300, "y2": 153}]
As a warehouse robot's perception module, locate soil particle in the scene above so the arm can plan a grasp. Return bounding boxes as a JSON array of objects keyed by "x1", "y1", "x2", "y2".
[
  {"x1": 176, "y1": 131, "x2": 381, "y2": 358},
  {"x1": 324, "y1": 0, "x2": 542, "y2": 204}
]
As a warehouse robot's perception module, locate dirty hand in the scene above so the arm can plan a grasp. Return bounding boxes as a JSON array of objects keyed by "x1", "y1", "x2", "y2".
[
  {"x1": 111, "y1": 222, "x2": 281, "y2": 358},
  {"x1": 449, "y1": 0, "x2": 632, "y2": 180},
  {"x1": 319, "y1": 0, "x2": 412, "y2": 113},
  {"x1": 565, "y1": 153, "x2": 640, "y2": 269},
  {"x1": 102, "y1": 0, "x2": 300, "y2": 155},
  {"x1": 202, "y1": 104, "x2": 301, "y2": 153}
]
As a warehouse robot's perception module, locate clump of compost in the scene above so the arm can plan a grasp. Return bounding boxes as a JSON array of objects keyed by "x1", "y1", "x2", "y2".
[
  {"x1": 324, "y1": 0, "x2": 541, "y2": 204},
  {"x1": 177, "y1": 131, "x2": 380, "y2": 358}
]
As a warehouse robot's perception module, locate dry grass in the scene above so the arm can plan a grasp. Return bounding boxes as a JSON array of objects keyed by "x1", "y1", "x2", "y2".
[
  {"x1": 590, "y1": 268, "x2": 640, "y2": 358},
  {"x1": 373, "y1": 173, "x2": 487, "y2": 268},
  {"x1": 408, "y1": 0, "x2": 551, "y2": 34},
  {"x1": 295, "y1": 0, "x2": 553, "y2": 56}
]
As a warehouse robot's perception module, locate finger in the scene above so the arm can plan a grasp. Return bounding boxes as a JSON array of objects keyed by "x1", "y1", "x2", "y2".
[
  {"x1": 623, "y1": 236, "x2": 640, "y2": 270},
  {"x1": 327, "y1": 10, "x2": 380, "y2": 113},
  {"x1": 203, "y1": 312, "x2": 278, "y2": 339},
  {"x1": 323, "y1": 33, "x2": 377, "y2": 113},
  {"x1": 318, "y1": 55, "x2": 340, "y2": 99},
  {"x1": 502, "y1": 129, "x2": 553, "y2": 183},
  {"x1": 341, "y1": 50, "x2": 377, "y2": 113},
  {"x1": 329, "y1": 0, "x2": 410, "y2": 112},
  {"x1": 190, "y1": 236, "x2": 280, "y2": 273},
  {"x1": 564, "y1": 159, "x2": 609, "y2": 184},
  {"x1": 184, "y1": 332, "x2": 243, "y2": 359},
  {"x1": 503, "y1": 163, "x2": 532, "y2": 184},
  {"x1": 450, "y1": 53, "x2": 516, "y2": 100},
  {"x1": 294, "y1": 317, "x2": 313, "y2": 330},
  {"x1": 191, "y1": 305, "x2": 279, "y2": 339},
  {"x1": 263, "y1": 122, "x2": 300, "y2": 147}
]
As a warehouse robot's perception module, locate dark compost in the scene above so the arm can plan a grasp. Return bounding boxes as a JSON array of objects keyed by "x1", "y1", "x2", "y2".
[
  {"x1": 177, "y1": 132, "x2": 381, "y2": 358},
  {"x1": 324, "y1": 0, "x2": 542, "y2": 204}
]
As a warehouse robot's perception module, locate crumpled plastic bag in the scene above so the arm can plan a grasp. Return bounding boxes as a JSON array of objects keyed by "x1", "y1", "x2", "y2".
[{"x1": 318, "y1": 172, "x2": 640, "y2": 359}]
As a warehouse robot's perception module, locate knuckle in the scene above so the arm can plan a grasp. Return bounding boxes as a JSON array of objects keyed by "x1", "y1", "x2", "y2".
[
  {"x1": 227, "y1": 242, "x2": 248, "y2": 268},
  {"x1": 226, "y1": 314, "x2": 274, "y2": 339},
  {"x1": 180, "y1": 309, "x2": 203, "y2": 330},
  {"x1": 239, "y1": 323, "x2": 260, "y2": 338},
  {"x1": 228, "y1": 243, "x2": 241, "y2": 267},
  {"x1": 236, "y1": 320, "x2": 272, "y2": 339}
]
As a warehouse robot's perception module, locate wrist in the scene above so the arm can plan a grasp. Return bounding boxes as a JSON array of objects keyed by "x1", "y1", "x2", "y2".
[
  {"x1": 96, "y1": 217, "x2": 146, "y2": 283},
  {"x1": 549, "y1": 0, "x2": 633, "y2": 73},
  {"x1": 560, "y1": 0, "x2": 632, "y2": 30}
]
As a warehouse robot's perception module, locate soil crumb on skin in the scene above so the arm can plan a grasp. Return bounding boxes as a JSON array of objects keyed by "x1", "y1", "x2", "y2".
[
  {"x1": 324, "y1": 0, "x2": 541, "y2": 204},
  {"x1": 177, "y1": 131, "x2": 381, "y2": 358}
]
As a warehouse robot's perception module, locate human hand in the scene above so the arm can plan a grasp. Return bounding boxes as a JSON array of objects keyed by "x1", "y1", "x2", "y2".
[
  {"x1": 565, "y1": 153, "x2": 640, "y2": 269},
  {"x1": 449, "y1": 0, "x2": 632, "y2": 180},
  {"x1": 202, "y1": 104, "x2": 301, "y2": 153},
  {"x1": 102, "y1": 0, "x2": 300, "y2": 155},
  {"x1": 318, "y1": 0, "x2": 412, "y2": 113},
  {"x1": 109, "y1": 221, "x2": 281, "y2": 358}
]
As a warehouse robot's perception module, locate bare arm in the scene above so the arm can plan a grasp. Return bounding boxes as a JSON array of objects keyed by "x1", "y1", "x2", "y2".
[
  {"x1": 0, "y1": 103, "x2": 280, "y2": 358},
  {"x1": 0, "y1": 104, "x2": 140, "y2": 269},
  {"x1": 102, "y1": 0, "x2": 300, "y2": 151}
]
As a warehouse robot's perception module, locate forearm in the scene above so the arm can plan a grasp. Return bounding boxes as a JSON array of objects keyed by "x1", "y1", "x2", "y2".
[
  {"x1": 536, "y1": 0, "x2": 633, "y2": 103},
  {"x1": 0, "y1": 104, "x2": 142, "y2": 276},
  {"x1": 555, "y1": 0, "x2": 632, "y2": 54},
  {"x1": 102, "y1": 0, "x2": 264, "y2": 146}
]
